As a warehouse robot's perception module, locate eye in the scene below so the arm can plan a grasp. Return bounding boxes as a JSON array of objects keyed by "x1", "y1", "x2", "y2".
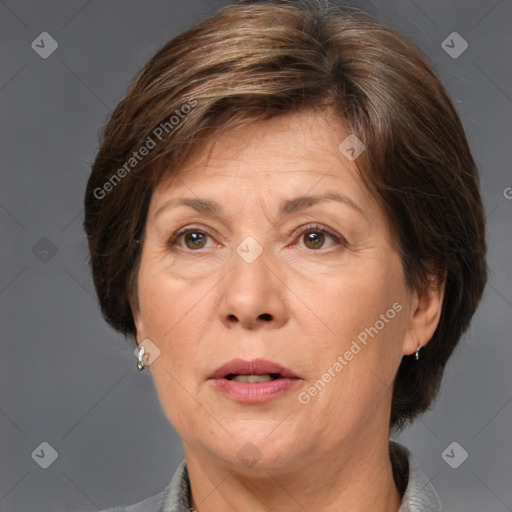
[
  {"x1": 303, "y1": 230, "x2": 326, "y2": 250},
  {"x1": 293, "y1": 224, "x2": 343, "y2": 250},
  {"x1": 183, "y1": 231, "x2": 208, "y2": 250},
  {"x1": 168, "y1": 227, "x2": 216, "y2": 251}
]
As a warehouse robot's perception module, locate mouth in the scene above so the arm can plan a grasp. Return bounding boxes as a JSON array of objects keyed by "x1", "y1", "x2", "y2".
[
  {"x1": 209, "y1": 358, "x2": 300, "y2": 381},
  {"x1": 224, "y1": 373, "x2": 282, "y2": 383},
  {"x1": 208, "y1": 358, "x2": 301, "y2": 403}
]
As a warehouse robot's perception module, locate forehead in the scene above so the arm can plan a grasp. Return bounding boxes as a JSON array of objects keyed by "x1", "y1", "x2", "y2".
[{"x1": 151, "y1": 110, "x2": 372, "y2": 206}]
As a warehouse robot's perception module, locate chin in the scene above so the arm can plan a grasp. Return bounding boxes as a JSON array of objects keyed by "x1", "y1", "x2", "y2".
[{"x1": 213, "y1": 429, "x2": 303, "y2": 471}]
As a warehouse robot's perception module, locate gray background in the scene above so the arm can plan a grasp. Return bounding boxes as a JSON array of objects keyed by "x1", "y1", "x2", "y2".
[{"x1": 1, "y1": 0, "x2": 511, "y2": 510}]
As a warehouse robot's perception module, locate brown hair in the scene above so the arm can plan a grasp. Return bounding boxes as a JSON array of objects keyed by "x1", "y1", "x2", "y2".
[{"x1": 84, "y1": 0, "x2": 487, "y2": 429}]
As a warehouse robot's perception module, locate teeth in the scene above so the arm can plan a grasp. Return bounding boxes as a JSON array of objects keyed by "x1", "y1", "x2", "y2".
[{"x1": 232, "y1": 374, "x2": 273, "y2": 383}]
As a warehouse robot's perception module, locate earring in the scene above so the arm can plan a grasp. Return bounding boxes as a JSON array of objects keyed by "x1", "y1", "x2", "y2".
[
  {"x1": 415, "y1": 344, "x2": 422, "y2": 361},
  {"x1": 136, "y1": 345, "x2": 146, "y2": 371}
]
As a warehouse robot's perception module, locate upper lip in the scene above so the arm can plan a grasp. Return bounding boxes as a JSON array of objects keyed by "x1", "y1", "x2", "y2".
[{"x1": 209, "y1": 358, "x2": 300, "y2": 379}]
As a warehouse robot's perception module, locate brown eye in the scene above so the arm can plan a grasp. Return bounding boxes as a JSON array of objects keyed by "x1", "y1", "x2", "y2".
[
  {"x1": 303, "y1": 231, "x2": 325, "y2": 250},
  {"x1": 183, "y1": 231, "x2": 207, "y2": 249}
]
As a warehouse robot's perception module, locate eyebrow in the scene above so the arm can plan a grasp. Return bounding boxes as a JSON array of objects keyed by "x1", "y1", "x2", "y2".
[{"x1": 153, "y1": 192, "x2": 365, "y2": 220}]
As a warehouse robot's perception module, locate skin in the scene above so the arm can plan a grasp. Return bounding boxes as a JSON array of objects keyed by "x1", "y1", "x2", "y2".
[{"x1": 132, "y1": 110, "x2": 445, "y2": 512}]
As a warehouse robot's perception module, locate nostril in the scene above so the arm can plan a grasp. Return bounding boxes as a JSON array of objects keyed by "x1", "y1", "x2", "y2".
[
  {"x1": 259, "y1": 313, "x2": 272, "y2": 321},
  {"x1": 228, "y1": 314, "x2": 238, "y2": 322}
]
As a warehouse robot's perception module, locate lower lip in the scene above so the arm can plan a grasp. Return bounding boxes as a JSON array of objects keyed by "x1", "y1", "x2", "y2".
[{"x1": 209, "y1": 377, "x2": 301, "y2": 403}]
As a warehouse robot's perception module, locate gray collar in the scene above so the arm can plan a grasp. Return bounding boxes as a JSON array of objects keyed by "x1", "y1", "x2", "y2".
[{"x1": 391, "y1": 441, "x2": 443, "y2": 511}]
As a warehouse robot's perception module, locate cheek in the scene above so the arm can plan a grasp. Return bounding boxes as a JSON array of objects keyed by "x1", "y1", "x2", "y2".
[
  {"x1": 299, "y1": 273, "x2": 408, "y2": 434},
  {"x1": 136, "y1": 266, "x2": 211, "y2": 430},
  {"x1": 304, "y1": 257, "x2": 406, "y2": 341},
  {"x1": 135, "y1": 264, "x2": 214, "y2": 398},
  {"x1": 137, "y1": 259, "x2": 210, "y2": 340},
  {"x1": 297, "y1": 252, "x2": 409, "y2": 399}
]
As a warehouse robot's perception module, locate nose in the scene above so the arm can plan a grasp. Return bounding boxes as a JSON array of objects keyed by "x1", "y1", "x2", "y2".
[{"x1": 218, "y1": 248, "x2": 288, "y2": 330}]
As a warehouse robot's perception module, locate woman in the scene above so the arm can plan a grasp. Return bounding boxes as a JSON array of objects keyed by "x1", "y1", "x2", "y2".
[{"x1": 84, "y1": 1, "x2": 487, "y2": 510}]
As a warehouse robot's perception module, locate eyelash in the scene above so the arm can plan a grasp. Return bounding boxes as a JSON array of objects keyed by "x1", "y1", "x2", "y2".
[
  {"x1": 167, "y1": 223, "x2": 344, "y2": 251},
  {"x1": 289, "y1": 223, "x2": 343, "y2": 249}
]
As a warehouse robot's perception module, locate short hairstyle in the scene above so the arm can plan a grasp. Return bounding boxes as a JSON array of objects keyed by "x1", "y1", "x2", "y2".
[{"x1": 84, "y1": 0, "x2": 487, "y2": 429}]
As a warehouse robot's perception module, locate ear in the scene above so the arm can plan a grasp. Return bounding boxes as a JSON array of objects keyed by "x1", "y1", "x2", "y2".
[
  {"x1": 402, "y1": 273, "x2": 446, "y2": 356},
  {"x1": 129, "y1": 290, "x2": 146, "y2": 346},
  {"x1": 132, "y1": 309, "x2": 146, "y2": 346}
]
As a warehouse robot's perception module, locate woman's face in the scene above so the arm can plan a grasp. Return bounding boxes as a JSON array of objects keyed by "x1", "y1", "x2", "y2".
[{"x1": 133, "y1": 110, "x2": 425, "y2": 472}]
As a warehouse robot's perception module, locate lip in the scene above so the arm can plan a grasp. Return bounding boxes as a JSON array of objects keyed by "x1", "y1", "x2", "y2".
[
  {"x1": 208, "y1": 358, "x2": 301, "y2": 404},
  {"x1": 209, "y1": 358, "x2": 299, "y2": 380}
]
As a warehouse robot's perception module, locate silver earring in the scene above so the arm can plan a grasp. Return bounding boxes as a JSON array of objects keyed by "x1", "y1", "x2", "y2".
[
  {"x1": 415, "y1": 344, "x2": 422, "y2": 361},
  {"x1": 136, "y1": 346, "x2": 146, "y2": 371}
]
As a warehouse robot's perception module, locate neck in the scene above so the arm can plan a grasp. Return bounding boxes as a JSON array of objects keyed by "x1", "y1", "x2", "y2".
[{"x1": 185, "y1": 432, "x2": 402, "y2": 512}]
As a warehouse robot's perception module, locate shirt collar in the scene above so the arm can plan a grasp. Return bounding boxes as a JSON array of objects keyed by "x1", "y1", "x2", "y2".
[{"x1": 392, "y1": 441, "x2": 443, "y2": 511}]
